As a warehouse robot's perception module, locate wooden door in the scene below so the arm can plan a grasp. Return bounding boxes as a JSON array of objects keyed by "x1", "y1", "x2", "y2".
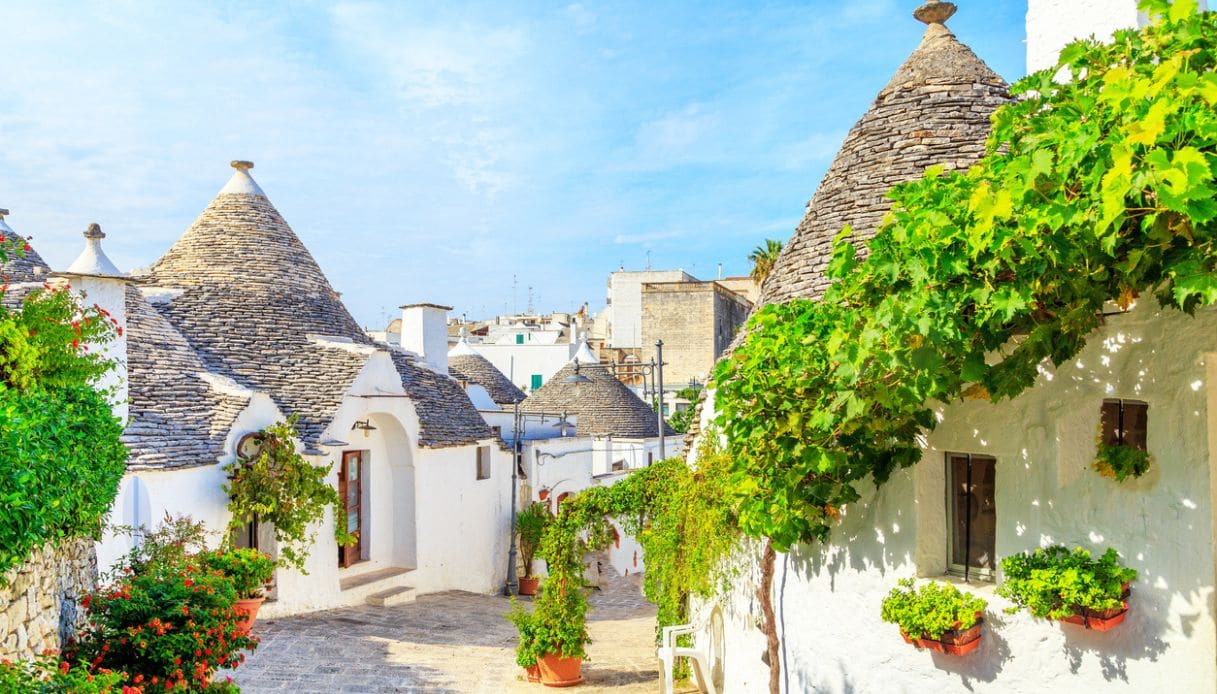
[{"x1": 338, "y1": 451, "x2": 363, "y2": 567}]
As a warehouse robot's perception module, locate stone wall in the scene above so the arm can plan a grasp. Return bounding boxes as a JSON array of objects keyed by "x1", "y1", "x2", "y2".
[
  {"x1": 641, "y1": 281, "x2": 752, "y2": 388},
  {"x1": 0, "y1": 539, "x2": 97, "y2": 659}
]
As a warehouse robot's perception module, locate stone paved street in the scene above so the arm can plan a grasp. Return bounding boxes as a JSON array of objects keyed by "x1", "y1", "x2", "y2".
[{"x1": 228, "y1": 573, "x2": 698, "y2": 693}]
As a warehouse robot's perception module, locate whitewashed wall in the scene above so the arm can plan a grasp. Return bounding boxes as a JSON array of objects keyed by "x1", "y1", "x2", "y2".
[
  {"x1": 693, "y1": 303, "x2": 1217, "y2": 693},
  {"x1": 476, "y1": 342, "x2": 578, "y2": 393}
]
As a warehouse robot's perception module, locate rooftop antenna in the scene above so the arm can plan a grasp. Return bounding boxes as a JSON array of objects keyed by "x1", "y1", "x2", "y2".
[
  {"x1": 717, "y1": 262, "x2": 723, "y2": 279},
  {"x1": 512, "y1": 275, "x2": 518, "y2": 315},
  {"x1": 646, "y1": 250, "x2": 652, "y2": 270},
  {"x1": 527, "y1": 285, "x2": 534, "y2": 315}
]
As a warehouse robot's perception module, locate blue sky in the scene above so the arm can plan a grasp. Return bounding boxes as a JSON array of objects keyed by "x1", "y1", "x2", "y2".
[{"x1": 0, "y1": 1, "x2": 1027, "y2": 328}]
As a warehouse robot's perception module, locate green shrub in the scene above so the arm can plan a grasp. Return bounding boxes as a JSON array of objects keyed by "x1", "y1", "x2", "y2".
[
  {"x1": 516, "y1": 502, "x2": 552, "y2": 579},
  {"x1": 0, "y1": 385, "x2": 126, "y2": 578},
  {"x1": 998, "y1": 546, "x2": 1137, "y2": 619},
  {"x1": 880, "y1": 578, "x2": 987, "y2": 640},
  {"x1": 0, "y1": 654, "x2": 125, "y2": 693},
  {"x1": 506, "y1": 599, "x2": 540, "y2": 668},
  {"x1": 198, "y1": 548, "x2": 276, "y2": 600}
]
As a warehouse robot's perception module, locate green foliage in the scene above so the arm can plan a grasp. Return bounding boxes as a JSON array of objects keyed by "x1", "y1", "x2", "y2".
[
  {"x1": 514, "y1": 436, "x2": 739, "y2": 663},
  {"x1": 506, "y1": 599, "x2": 541, "y2": 667},
  {"x1": 998, "y1": 546, "x2": 1137, "y2": 619},
  {"x1": 66, "y1": 553, "x2": 257, "y2": 691},
  {"x1": 0, "y1": 385, "x2": 127, "y2": 578},
  {"x1": 117, "y1": 514, "x2": 213, "y2": 576},
  {"x1": 0, "y1": 654, "x2": 125, "y2": 693},
  {"x1": 198, "y1": 548, "x2": 276, "y2": 600},
  {"x1": 880, "y1": 578, "x2": 987, "y2": 640},
  {"x1": 1093, "y1": 442, "x2": 1152, "y2": 481},
  {"x1": 223, "y1": 418, "x2": 355, "y2": 573},
  {"x1": 516, "y1": 501, "x2": 552, "y2": 579},
  {"x1": 714, "y1": 1, "x2": 1217, "y2": 550},
  {"x1": 666, "y1": 407, "x2": 694, "y2": 434}
]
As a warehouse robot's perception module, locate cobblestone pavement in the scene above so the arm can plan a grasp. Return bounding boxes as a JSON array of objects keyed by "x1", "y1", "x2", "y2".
[{"x1": 228, "y1": 573, "x2": 698, "y2": 693}]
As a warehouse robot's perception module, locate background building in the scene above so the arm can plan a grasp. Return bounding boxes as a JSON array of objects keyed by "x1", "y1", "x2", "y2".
[{"x1": 640, "y1": 280, "x2": 751, "y2": 389}]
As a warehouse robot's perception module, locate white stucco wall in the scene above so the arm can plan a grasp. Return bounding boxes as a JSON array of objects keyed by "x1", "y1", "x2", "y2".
[
  {"x1": 476, "y1": 342, "x2": 578, "y2": 393},
  {"x1": 70, "y1": 275, "x2": 129, "y2": 423},
  {"x1": 693, "y1": 303, "x2": 1217, "y2": 693},
  {"x1": 1026, "y1": 0, "x2": 1209, "y2": 73}
]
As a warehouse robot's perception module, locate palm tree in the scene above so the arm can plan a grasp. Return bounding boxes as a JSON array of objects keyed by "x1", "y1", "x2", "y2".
[{"x1": 748, "y1": 239, "x2": 784, "y2": 283}]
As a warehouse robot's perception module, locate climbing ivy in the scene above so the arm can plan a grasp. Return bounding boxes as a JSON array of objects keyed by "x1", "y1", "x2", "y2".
[
  {"x1": 714, "y1": 0, "x2": 1217, "y2": 551},
  {"x1": 520, "y1": 437, "x2": 738, "y2": 660}
]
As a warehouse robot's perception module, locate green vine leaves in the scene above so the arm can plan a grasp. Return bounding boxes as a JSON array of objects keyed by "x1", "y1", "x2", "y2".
[
  {"x1": 714, "y1": 0, "x2": 1217, "y2": 551},
  {"x1": 223, "y1": 417, "x2": 356, "y2": 573}
]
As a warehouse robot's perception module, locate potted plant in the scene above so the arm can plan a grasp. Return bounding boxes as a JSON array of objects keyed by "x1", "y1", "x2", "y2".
[
  {"x1": 881, "y1": 578, "x2": 987, "y2": 655},
  {"x1": 198, "y1": 547, "x2": 277, "y2": 635},
  {"x1": 530, "y1": 575, "x2": 589, "y2": 687},
  {"x1": 998, "y1": 546, "x2": 1136, "y2": 630},
  {"x1": 517, "y1": 501, "x2": 552, "y2": 596},
  {"x1": 1093, "y1": 442, "x2": 1151, "y2": 481}
]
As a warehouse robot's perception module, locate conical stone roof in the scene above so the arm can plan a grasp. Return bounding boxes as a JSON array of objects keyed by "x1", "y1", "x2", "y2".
[
  {"x1": 449, "y1": 339, "x2": 526, "y2": 405},
  {"x1": 759, "y1": 4, "x2": 1010, "y2": 304},
  {"x1": 139, "y1": 161, "x2": 492, "y2": 448},
  {"x1": 523, "y1": 359, "x2": 674, "y2": 438},
  {"x1": 691, "y1": 2, "x2": 1009, "y2": 443},
  {"x1": 0, "y1": 209, "x2": 51, "y2": 284}
]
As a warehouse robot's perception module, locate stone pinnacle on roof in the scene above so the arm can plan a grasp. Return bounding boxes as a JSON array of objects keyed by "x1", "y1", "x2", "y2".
[
  {"x1": 66, "y1": 223, "x2": 126, "y2": 277},
  {"x1": 913, "y1": 1, "x2": 956, "y2": 25},
  {"x1": 756, "y1": 0, "x2": 1009, "y2": 305},
  {"x1": 218, "y1": 159, "x2": 266, "y2": 197}
]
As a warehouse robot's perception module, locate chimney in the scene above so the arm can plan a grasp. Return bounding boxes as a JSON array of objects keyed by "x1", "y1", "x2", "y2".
[
  {"x1": 400, "y1": 303, "x2": 452, "y2": 374},
  {"x1": 61, "y1": 223, "x2": 130, "y2": 423}
]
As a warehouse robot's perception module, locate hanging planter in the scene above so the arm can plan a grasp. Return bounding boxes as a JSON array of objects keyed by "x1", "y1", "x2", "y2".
[
  {"x1": 998, "y1": 546, "x2": 1136, "y2": 632},
  {"x1": 882, "y1": 579, "x2": 987, "y2": 656}
]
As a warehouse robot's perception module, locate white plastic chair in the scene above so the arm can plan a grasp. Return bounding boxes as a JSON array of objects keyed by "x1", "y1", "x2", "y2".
[{"x1": 657, "y1": 624, "x2": 717, "y2": 694}]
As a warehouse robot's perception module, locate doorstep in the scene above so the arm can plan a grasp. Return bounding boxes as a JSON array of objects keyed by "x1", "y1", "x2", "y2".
[{"x1": 339, "y1": 565, "x2": 413, "y2": 592}]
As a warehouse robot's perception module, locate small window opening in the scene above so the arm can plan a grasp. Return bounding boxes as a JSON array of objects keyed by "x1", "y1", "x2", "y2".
[
  {"x1": 476, "y1": 446, "x2": 492, "y2": 480},
  {"x1": 1101, "y1": 399, "x2": 1148, "y2": 450},
  {"x1": 946, "y1": 453, "x2": 996, "y2": 581}
]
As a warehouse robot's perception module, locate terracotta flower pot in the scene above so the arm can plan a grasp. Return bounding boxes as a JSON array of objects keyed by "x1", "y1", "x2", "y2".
[
  {"x1": 901, "y1": 617, "x2": 983, "y2": 656},
  {"x1": 519, "y1": 576, "x2": 541, "y2": 596},
  {"x1": 525, "y1": 665, "x2": 541, "y2": 683},
  {"x1": 233, "y1": 596, "x2": 266, "y2": 637},
  {"x1": 1059, "y1": 601, "x2": 1129, "y2": 631},
  {"x1": 537, "y1": 653, "x2": 583, "y2": 687}
]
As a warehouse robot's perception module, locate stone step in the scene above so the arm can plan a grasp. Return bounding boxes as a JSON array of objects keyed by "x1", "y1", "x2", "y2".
[{"x1": 366, "y1": 586, "x2": 416, "y2": 607}]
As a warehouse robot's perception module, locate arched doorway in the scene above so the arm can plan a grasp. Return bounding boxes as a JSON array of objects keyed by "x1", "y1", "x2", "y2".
[{"x1": 362, "y1": 413, "x2": 417, "y2": 570}]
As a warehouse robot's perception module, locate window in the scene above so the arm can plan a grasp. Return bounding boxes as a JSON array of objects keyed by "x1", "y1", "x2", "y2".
[
  {"x1": 647, "y1": 452, "x2": 654, "y2": 466},
  {"x1": 516, "y1": 334, "x2": 524, "y2": 344},
  {"x1": 611, "y1": 459, "x2": 626, "y2": 472},
  {"x1": 1100, "y1": 399, "x2": 1148, "y2": 450},
  {"x1": 491, "y1": 425, "x2": 502, "y2": 438},
  {"x1": 530, "y1": 374, "x2": 543, "y2": 391},
  {"x1": 476, "y1": 446, "x2": 492, "y2": 480},
  {"x1": 946, "y1": 453, "x2": 996, "y2": 580}
]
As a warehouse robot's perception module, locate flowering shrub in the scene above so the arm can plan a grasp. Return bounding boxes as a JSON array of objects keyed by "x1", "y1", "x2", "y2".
[
  {"x1": 66, "y1": 560, "x2": 257, "y2": 691},
  {"x1": 0, "y1": 653, "x2": 126, "y2": 693},
  {"x1": 197, "y1": 548, "x2": 275, "y2": 600}
]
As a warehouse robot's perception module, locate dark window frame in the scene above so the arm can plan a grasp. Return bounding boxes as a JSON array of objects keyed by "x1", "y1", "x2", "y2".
[
  {"x1": 1100, "y1": 399, "x2": 1148, "y2": 450},
  {"x1": 945, "y1": 452, "x2": 997, "y2": 582}
]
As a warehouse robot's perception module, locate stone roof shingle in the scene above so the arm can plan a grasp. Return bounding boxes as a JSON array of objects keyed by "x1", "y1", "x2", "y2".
[{"x1": 522, "y1": 361, "x2": 674, "y2": 438}]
